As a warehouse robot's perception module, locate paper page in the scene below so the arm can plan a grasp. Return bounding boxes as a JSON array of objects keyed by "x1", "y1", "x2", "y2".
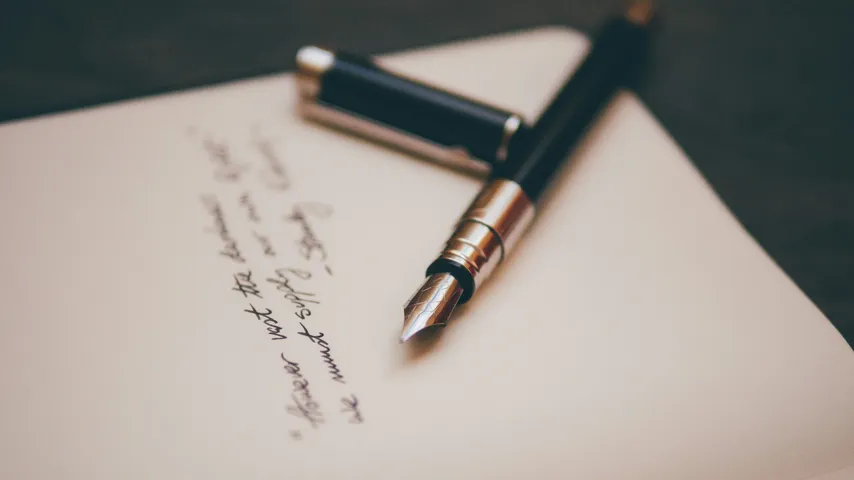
[
  {"x1": 0, "y1": 27, "x2": 852, "y2": 480},
  {"x1": 808, "y1": 465, "x2": 854, "y2": 480}
]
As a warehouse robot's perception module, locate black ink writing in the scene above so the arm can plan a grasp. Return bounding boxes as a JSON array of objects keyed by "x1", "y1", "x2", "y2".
[
  {"x1": 284, "y1": 203, "x2": 332, "y2": 262},
  {"x1": 239, "y1": 192, "x2": 261, "y2": 223},
  {"x1": 283, "y1": 267, "x2": 311, "y2": 280},
  {"x1": 232, "y1": 270, "x2": 263, "y2": 299},
  {"x1": 252, "y1": 231, "x2": 276, "y2": 257},
  {"x1": 244, "y1": 304, "x2": 287, "y2": 340},
  {"x1": 253, "y1": 129, "x2": 291, "y2": 191},
  {"x1": 201, "y1": 195, "x2": 245, "y2": 264},
  {"x1": 340, "y1": 395, "x2": 364, "y2": 424},
  {"x1": 281, "y1": 354, "x2": 324, "y2": 428},
  {"x1": 266, "y1": 268, "x2": 318, "y2": 320},
  {"x1": 297, "y1": 322, "x2": 346, "y2": 384},
  {"x1": 203, "y1": 137, "x2": 249, "y2": 183}
]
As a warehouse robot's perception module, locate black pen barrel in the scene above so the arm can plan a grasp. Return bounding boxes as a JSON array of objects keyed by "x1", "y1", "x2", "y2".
[
  {"x1": 400, "y1": 2, "x2": 657, "y2": 342},
  {"x1": 494, "y1": 16, "x2": 651, "y2": 202}
]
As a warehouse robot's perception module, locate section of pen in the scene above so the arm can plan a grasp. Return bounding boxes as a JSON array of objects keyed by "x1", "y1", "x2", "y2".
[
  {"x1": 294, "y1": 46, "x2": 529, "y2": 176},
  {"x1": 400, "y1": 0, "x2": 656, "y2": 342}
]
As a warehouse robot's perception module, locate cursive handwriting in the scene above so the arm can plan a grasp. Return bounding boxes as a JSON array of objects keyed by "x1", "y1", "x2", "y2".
[
  {"x1": 340, "y1": 395, "x2": 364, "y2": 424},
  {"x1": 201, "y1": 195, "x2": 245, "y2": 264},
  {"x1": 244, "y1": 304, "x2": 287, "y2": 340},
  {"x1": 266, "y1": 268, "x2": 318, "y2": 321},
  {"x1": 239, "y1": 192, "x2": 261, "y2": 223},
  {"x1": 297, "y1": 322, "x2": 346, "y2": 384},
  {"x1": 232, "y1": 270, "x2": 262, "y2": 299},
  {"x1": 284, "y1": 203, "x2": 332, "y2": 263},
  {"x1": 203, "y1": 137, "x2": 249, "y2": 183},
  {"x1": 252, "y1": 231, "x2": 276, "y2": 257},
  {"x1": 253, "y1": 129, "x2": 291, "y2": 191},
  {"x1": 282, "y1": 354, "x2": 324, "y2": 428}
]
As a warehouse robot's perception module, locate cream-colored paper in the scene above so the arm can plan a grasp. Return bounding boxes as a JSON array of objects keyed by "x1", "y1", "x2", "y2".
[{"x1": 1, "y1": 28, "x2": 852, "y2": 480}]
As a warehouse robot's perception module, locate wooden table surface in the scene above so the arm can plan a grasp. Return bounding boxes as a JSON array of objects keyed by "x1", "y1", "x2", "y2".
[{"x1": 2, "y1": 0, "x2": 852, "y2": 347}]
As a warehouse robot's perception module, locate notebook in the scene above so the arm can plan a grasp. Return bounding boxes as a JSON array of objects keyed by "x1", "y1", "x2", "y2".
[{"x1": 1, "y1": 27, "x2": 852, "y2": 480}]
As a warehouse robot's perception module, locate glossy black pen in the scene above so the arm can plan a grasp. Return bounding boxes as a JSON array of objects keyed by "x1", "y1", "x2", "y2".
[
  {"x1": 294, "y1": 46, "x2": 529, "y2": 175},
  {"x1": 400, "y1": 0, "x2": 656, "y2": 342}
]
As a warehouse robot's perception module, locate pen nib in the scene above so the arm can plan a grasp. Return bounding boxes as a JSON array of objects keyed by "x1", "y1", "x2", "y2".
[{"x1": 400, "y1": 273, "x2": 463, "y2": 343}]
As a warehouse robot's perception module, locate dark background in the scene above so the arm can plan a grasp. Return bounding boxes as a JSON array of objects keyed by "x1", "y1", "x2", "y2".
[{"x1": 1, "y1": 1, "x2": 852, "y2": 347}]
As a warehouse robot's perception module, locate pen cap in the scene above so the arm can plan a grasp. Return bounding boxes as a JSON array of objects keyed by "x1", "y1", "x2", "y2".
[{"x1": 295, "y1": 45, "x2": 528, "y2": 175}]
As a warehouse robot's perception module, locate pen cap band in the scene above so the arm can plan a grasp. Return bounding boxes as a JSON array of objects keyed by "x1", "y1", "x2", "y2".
[{"x1": 295, "y1": 46, "x2": 528, "y2": 176}]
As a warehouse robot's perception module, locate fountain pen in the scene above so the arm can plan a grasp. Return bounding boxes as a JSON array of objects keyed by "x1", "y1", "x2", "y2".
[{"x1": 400, "y1": 0, "x2": 655, "y2": 342}]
